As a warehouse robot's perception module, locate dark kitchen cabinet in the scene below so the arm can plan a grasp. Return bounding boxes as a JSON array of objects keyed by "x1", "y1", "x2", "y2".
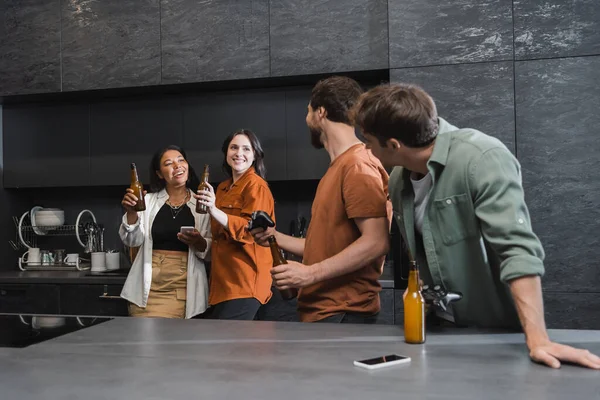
[
  {"x1": 61, "y1": 0, "x2": 161, "y2": 91},
  {"x1": 377, "y1": 288, "x2": 395, "y2": 325},
  {"x1": 161, "y1": 0, "x2": 269, "y2": 84},
  {"x1": 3, "y1": 103, "x2": 90, "y2": 188},
  {"x1": 514, "y1": 0, "x2": 600, "y2": 60},
  {"x1": 391, "y1": 63, "x2": 516, "y2": 153},
  {"x1": 89, "y1": 97, "x2": 184, "y2": 186},
  {"x1": 183, "y1": 89, "x2": 287, "y2": 183},
  {"x1": 388, "y1": 0, "x2": 513, "y2": 68},
  {"x1": 543, "y1": 292, "x2": 600, "y2": 330},
  {"x1": 269, "y1": 0, "x2": 389, "y2": 76},
  {"x1": 60, "y1": 284, "x2": 128, "y2": 317},
  {"x1": 0, "y1": 0, "x2": 61, "y2": 96},
  {"x1": 284, "y1": 88, "x2": 330, "y2": 180},
  {"x1": 4, "y1": 85, "x2": 362, "y2": 187},
  {"x1": 394, "y1": 289, "x2": 404, "y2": 325},
  {"x1": 0, "y1": 283, "x2": 126, "y2": 317},
  {"x1": 516, "y1": 57, "x2": 600, "y2": 294},
  {"x1": 0, "y1": 284, "x2": 60, "y2": 314}
]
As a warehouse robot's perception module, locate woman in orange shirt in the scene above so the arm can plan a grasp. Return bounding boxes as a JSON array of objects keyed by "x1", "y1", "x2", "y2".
[{"x1": 196, "y1": 129, "x2": 275, "y2": 320}]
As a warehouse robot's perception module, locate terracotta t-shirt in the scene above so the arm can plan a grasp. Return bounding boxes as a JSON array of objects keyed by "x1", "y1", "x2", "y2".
[
  {"x1": 299, "y1": 143, "x2": 391, "y2": 322},
  {"x1": 208, "y1": 167, "x2": 275, "y2": 306}
]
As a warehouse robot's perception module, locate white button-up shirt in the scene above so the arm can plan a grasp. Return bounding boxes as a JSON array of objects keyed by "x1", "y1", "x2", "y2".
[{"x1": 119, "y1": 189, "x2": 212, "y2": 318}]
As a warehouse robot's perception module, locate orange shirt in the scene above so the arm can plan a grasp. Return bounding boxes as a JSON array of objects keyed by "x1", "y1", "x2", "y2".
[
  {"x1": 208, "y1": 167, "x2": 275, "y2": 306},
  {"x1": 299, "y1": 144, "x2": 391, "y2": 322}
]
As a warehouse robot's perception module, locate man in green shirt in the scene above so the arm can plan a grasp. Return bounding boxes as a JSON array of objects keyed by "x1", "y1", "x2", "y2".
[{"x1": 352, "y1": 83, "x2": 600, "y2": 370}]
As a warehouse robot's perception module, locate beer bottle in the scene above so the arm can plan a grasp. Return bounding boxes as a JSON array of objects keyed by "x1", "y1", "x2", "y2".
[
  {"x1": 268, "y1": 236, "x2": 298, "y2": 300},
  {"x1": 129, "y1": 163, "x2": 146, "y2": 212},
  {"x1": 404, "y1": 260, "x2": 425, "y2": 344},
  {"x1": 196, "y1": 164, "x2": 210, "y2": 214}
]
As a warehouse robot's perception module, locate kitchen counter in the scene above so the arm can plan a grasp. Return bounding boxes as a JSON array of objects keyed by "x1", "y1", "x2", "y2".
[
  {"x1": 0, "y1": 318, "x2": 598, "y2": 399},
  {"x1": 0, "y1": 270, "x2": 395, "y2": 288},
  {"x1": 0, "y1": 270, "x2": 129, "y2": 284}
]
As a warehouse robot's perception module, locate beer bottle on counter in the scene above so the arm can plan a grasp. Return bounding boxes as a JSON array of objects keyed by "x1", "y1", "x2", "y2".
[
  {"x1": 196, "y1": 164, "x2": 210, "y2": 214},
  {"x1": 129, "y1": 163, "x2": 146, "y2": 212},
  {"x1": 268, "y1": 236, "x2": 298, "y2": 300},
  {"x1": 404, "y1": 260, "x2": 425, "y2": 344}
]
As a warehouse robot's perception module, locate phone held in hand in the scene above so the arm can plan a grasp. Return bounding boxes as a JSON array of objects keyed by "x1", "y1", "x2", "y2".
[
  {"x1": 353, "y1": 354, "x2": 411, "y2": 370},
  {"x1": 180, "y1": 226, "x2": 195, "y2": 235}
]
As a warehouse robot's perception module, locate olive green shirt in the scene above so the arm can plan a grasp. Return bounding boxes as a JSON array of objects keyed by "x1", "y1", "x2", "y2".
[{"x1": 390, "y1": 118, "x2": 545, "y2": 328}]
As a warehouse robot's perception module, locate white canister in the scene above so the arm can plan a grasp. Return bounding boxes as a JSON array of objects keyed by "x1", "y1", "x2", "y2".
[
  {"x1": 105, "y1": 252, "x2": 120, "y2": 271},
  {"x1": 91, "y1": 252, "x2": 106, "y2": 272}
]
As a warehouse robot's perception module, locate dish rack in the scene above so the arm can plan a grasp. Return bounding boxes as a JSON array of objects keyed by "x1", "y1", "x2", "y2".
[{"x1": 13, "y1": 209, "x2": 102, "y2": 271}]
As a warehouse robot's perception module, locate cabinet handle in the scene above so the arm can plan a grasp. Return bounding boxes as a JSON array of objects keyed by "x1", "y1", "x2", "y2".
[
  {"x1": 99, "y1": 294, "x2": 122, "y2": 300},
  {"x1": 99, "y1": 284, "x2": 122, "y2": 300},
  {"x1": 0, "y1": 288, "x2": 27, "y2": 296}
]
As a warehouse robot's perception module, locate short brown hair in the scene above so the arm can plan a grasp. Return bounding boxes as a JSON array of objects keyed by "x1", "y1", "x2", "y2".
[
  {"x1": 352, "y1": 83, "x2": 439, "y2": 147},
  {"x1": 310, "y1": 76, "x2": 363, "y2": 125}
]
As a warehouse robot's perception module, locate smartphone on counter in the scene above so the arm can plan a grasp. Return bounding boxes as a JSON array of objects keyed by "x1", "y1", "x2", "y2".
[
  {"x1": 180, "y1": 226, "x2": 195, "y2": 235},
  {"x1": 353, "y1": 354, "x2": 411, "y2": 370}
]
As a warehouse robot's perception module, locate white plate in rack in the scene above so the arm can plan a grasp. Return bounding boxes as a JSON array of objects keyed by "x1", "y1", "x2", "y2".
[{"x1": 30, "y1": 206, "x2": 47, "y2": 235}]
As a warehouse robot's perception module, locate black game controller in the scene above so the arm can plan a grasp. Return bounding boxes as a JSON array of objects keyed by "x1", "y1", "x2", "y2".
[
  {"x1": 247, "y1": 210, "x2": 275, "y2": 232},
  {"x1": 422, "y1": 285, "x2": 462, "y2": 312}
]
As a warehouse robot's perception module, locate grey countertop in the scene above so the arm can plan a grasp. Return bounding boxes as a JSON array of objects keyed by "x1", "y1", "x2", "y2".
[
  {"x1": 0, "y1": 270, "x2": 129, "y2": 284},
  {"x1": 0, "y1": 318, "x2": 598, "y2": 399},
  {"x1": 0, "y1": 270, "x2": 396, "y2": 288}
]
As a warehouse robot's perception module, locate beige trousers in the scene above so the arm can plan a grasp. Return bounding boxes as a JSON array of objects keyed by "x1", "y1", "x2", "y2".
[{"x1": 129, "y1": 250, "x2": 188, "y2": 319}]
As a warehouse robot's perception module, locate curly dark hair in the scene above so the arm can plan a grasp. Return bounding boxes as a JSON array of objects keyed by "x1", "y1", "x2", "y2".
[{"x1": 148, "y1": 145, "x2": 200, "y2": 192}]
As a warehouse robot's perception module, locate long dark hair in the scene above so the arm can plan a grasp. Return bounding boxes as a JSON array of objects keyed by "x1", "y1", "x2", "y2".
[
  {"x1": 149, "y1": 145, "x2": 200, "y2": 192},
  {"x1": 221, "y1": 129, "x2": 267, "y2": 179}
]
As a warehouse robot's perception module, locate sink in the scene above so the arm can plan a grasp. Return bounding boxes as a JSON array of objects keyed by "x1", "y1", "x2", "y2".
[{"x1": 0, "y1": 315, "x2": 111, "y2": 348}]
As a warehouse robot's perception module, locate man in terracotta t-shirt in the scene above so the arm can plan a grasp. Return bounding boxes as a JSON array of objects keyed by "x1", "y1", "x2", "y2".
[{"x1": 252, "y1": 76, "x2": 391, "y2": 323}]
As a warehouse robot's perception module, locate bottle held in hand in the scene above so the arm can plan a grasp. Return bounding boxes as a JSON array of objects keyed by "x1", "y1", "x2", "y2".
[
  {"x1": 249, "y1": 211, "x2": 298, "y2": 300},
  {"x1": 196, "y1": 164, "x2": 210, "y2": 214},
  {"x1": 129, "y1": 163, "x2": 146, "y2": 212},
  {"x1": 268, "y1": 236, "x2": 298, "y2": 300}
]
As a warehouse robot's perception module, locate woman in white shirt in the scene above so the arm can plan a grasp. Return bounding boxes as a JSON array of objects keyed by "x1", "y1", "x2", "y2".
[{"x1": 119, "y1": 145, "x2": 212, "y2": 319}]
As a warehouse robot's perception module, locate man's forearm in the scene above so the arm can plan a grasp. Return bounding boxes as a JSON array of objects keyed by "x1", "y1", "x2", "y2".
[
  {"x1": 310, "y1": 235, "x2": 389, "y2": 284},
  {"x1": 509, "y1": 275, "x2": 550, "y2": 348},
  {"x1": 275, "y1": 231, "x2": 305, "y2": 257}
]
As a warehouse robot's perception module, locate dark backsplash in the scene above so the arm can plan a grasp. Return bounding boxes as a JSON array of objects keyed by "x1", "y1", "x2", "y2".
[
  {"x1": 3, "y1": 179, "x2": 319, "y2": 268},
  {"x1": 3, "y1": 178, "x2": 397, "y2": 281}
]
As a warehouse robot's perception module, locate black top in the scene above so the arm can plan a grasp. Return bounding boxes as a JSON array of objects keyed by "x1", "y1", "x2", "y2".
[{"x1": 151, "y1": 203, "x2": 195, "y2": 252}]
